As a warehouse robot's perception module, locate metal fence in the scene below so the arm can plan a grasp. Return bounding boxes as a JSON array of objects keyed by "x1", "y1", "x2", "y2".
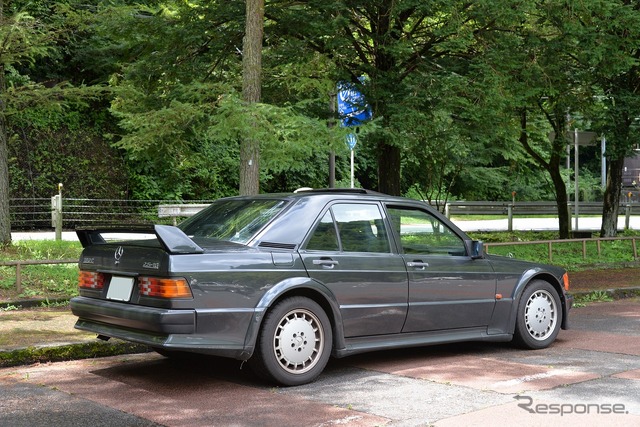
[
  {"x1": 484, "y1": 236, "x2": 639, "y2": 263},
  {"x1": 9, "y1": 197, "x2": 640, "y2": 231},
  {"x1": 9, "y1": 198, "x2": 216, "y2": 230}
]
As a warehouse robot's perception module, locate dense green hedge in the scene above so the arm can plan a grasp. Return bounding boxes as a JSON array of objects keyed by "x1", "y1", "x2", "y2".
[{"x1": 8, "y1": 106, "x2": 129, "y2": 199}]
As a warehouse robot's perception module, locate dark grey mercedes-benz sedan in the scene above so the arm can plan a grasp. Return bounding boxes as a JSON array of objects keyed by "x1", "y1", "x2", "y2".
[{"x1": 71, "y1": 189, "x2": 573, "y2": 385}]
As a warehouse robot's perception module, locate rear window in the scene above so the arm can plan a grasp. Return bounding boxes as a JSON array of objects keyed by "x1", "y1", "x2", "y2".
[{"x1": 179, "y1": 199, "x2": 288, "y2": 244}]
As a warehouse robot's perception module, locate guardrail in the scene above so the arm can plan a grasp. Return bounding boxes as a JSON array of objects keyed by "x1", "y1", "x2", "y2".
[
  {"x1": 445, "y1": 201, "x2": 639, "y2": 231},
  {"x1": 9, "y1": 198, "x2": 640, "y2": 233},
  {"x1": 158, "y1": 204, "x2": 211, "y2": 225},
  {"x1": 156, "y1": 201, "x2": 640, "y2": 232}
]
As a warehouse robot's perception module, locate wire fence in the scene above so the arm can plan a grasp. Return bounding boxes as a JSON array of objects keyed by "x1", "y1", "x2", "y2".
[
  {"x1": 9, "y1": 198, "x2": 216, "y2": 230},
  {"x1": 9, "y1": 197, "x2": 640, "y2": 231}
]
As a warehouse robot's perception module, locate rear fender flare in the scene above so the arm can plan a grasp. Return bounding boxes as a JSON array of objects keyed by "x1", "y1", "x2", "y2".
[{"x1": 241, "y1": 277, "x2": 345, "y2": 360}]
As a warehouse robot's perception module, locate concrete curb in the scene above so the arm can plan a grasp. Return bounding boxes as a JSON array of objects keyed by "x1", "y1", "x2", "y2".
[
  {"x1": 0, "y1": 340, "x2": 150, "y2": 368},
  {"x1": 0, "y1": 297, "x2": 69, "y2": 310},
  {"x1": 571, "y1": 286, "x2": 640, "y2": 300}
]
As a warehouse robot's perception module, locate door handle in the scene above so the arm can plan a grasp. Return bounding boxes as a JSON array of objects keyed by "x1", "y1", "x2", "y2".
[
  {"x1": 313, "y1": 258, "x2": 339, "y2": 268},
  {"x1": 406, "y1": 261, "x2": 429, "y2": 270}
]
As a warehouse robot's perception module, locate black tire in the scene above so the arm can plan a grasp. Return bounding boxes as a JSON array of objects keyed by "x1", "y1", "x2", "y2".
[
  {"x1": 513, "y1": 280, "x2": 562, "y2": 349},
  {"x1": 249, "y1": 296, "x2": 332, "y2": 386}
]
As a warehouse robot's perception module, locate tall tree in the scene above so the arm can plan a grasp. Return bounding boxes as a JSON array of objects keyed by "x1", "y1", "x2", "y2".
[
  {"x1": 0, "y1": 0, "x2": 8, "y2": 244},
  {"x1": 0, "y1": 2, "x2": 53, "y2": 244},
  {"x1": 599, "y1": 88, "x2": 640, "y2": 237},
  {"x1": 268, "y1": 1, "x2": 492, "y2": 195},
  {"x1": 565, "y1": 1, "x2": 640, "y2": 237},
  {"x1": 240, "y1": 0, "x2": 264, "y2": 195},
  {"x1": 471, "y1": 1, "x2": 599, "y2": 238}
]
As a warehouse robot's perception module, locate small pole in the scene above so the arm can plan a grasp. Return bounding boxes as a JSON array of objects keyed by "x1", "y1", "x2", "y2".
[
  {"x1": 55, "y1": 183, "x2": 63, "y2": 240},
  {"x1": 574, "y1": 128, "x2": 579, "y2": 231},
  {"x1": 601, "y1": 136, "x2": 606, "y2": 189},
  {"x1": 508, "y1": 191, "x2": 516, "y2": 232},
  {"x1": 15, "y1": 262, "x2": 22, "y2": 294},
  {"x1": 350, "y1": 148, "x2": 354, "y2": 188},
  {"x1": 625, "y1": 203, "x2": 631, "y2": 230},
  {"x1": 346, "y1": 133, "x2": 357, "y2": 188}
]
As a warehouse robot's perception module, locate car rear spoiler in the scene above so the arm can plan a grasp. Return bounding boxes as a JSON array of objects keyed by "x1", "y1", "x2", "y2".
[{"x1": 76, "y1": 225, "x2": 204, "y2": 254}]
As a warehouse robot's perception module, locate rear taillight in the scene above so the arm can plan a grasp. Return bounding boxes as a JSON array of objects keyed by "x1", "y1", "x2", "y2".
[
  {"x1": 79, "y1": 271, "x2": 105, "y2": 290},
  {"x1": 139, "y1": 277, "x2": 192, "y2": 299}
]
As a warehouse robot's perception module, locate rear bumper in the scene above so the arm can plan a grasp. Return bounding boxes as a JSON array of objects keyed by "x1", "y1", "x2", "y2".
[
  {"x1": 70, "y1": 296, "x2": 195, "y2": 334},
  {"x1": 70, "y1": 296, "x2": 255, "y2": 360}
]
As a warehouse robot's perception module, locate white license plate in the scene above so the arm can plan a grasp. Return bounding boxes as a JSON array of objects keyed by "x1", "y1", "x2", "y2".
[{"x1": 106, "y1": 276, "x2": 135, "y2": 301}]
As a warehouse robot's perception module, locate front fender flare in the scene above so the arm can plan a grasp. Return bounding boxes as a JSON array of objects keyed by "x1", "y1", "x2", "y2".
[{"x1": 506, "y1": 268, "x2": 565, "y2": 333}]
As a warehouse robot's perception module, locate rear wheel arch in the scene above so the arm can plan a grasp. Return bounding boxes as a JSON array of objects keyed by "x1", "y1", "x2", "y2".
[
  {"x1": 246, "y1": 279, "x2": 344, "y2": 357},
  {"x1": 249, "y1": 294, "x2": 334, "y2": 385}
]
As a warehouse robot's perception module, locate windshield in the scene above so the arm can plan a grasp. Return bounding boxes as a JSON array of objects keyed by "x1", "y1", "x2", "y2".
[{"x1": 178, "y1": 198, "x2": 288, "y2": 244}]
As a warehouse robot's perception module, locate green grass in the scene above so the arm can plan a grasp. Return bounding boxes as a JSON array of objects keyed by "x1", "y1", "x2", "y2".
[
  {"x1": 1, "y1": 232, "x2": 639, "y2": 302},
  {"x1": 0, "y1": 240, "x2": 82, "y2": 261},
  {"x1": 0, "y1": 240, "x2": 81, "y2": 302},
  {"x1": 572, "y1": 290, "x2": 614, "y2": 307},
  {"x1": 468, "y1": 230, "x2": 640, "y2": 271}
]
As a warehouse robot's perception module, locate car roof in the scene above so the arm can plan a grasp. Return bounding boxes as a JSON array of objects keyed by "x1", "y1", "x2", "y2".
[{"x1": 226, "y1": 188, "x2": 407, "y2": 203}]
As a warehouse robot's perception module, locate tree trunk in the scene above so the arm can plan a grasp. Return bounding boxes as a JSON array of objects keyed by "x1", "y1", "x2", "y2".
[
  {"x1": 0, "y1": 0, "x2": 11, "y2": 245},
  {"x1": 371, "y1": 2, "x2": 401, "y2": 196},
  {"x1": 517, "y1": 108, "x2": 570, "y2": 238},
  {"x1": 0, "y1": 101, "x2": 9, "y2": 245},
  {"x1": 600, "y1": 155, "x2": 625, "y2": 237},
  {"x1": 0, "y1": 110, "x2": 10, "y2": 245},
  {"x1": 377, "y1": 142, "x2": 401, "y2": 195},
  {"x1": 239, "y1": 0, "x2": 263, "y2": 196}
]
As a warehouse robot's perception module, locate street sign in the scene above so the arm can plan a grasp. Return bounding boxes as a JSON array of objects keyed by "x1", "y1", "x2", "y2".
[
  {"x1": 337, "y1": 80, "x2": 372, "y2": 127},
  {"x1": 346, "y1": 133, "x2": 357, "y2": 150},
  {"x1": 337, "y1": 78, "x2": 372, "y2": 189}
]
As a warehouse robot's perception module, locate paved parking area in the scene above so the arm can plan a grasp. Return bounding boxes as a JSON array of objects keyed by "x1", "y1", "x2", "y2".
[{"x1": 1, "y1": 299, "x2": 639, "y2": 426}]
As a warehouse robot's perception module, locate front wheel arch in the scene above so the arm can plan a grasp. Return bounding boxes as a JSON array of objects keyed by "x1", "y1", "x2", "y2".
[{"x1": 512, "y1": 279, "x2": 563, "y2": 349}]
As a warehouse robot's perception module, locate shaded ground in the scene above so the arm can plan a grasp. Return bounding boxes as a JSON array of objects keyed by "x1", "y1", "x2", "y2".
[
  {"x1": 0, "y1": 307, "x2": 95, "y2": 350},
  {"x1": 569, "y1": 267, "x2": 640, "y2": 291}
]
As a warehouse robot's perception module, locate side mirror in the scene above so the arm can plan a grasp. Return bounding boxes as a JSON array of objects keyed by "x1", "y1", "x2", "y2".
[{"x1": 469, "y1": 240, "x2": 484, "y2": 259}]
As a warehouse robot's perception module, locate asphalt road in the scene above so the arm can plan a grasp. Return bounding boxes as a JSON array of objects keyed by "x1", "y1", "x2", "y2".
[{"x1": 0, "y1": 298, "x2": 638, "y2": 427}]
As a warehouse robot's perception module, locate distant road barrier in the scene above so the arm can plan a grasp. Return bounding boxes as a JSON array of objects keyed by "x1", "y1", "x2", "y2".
[
  {"x1": 445, "y1": 201, "x2": 639, "y2": 231},
  {"x1": 157, "y1": 201, "x2": 640, "y2": 232},
  {"x1": 9, "y1": 198, "x2": 640, "y2": 234},
  {"x1": 157, "y1": 204, "x2": 211, "y2": 225}
]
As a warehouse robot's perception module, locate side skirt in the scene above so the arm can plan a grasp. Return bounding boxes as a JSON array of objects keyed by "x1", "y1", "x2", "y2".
[{"x1": 333, "y1": 328, "x2": 512, "y2": 358}]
